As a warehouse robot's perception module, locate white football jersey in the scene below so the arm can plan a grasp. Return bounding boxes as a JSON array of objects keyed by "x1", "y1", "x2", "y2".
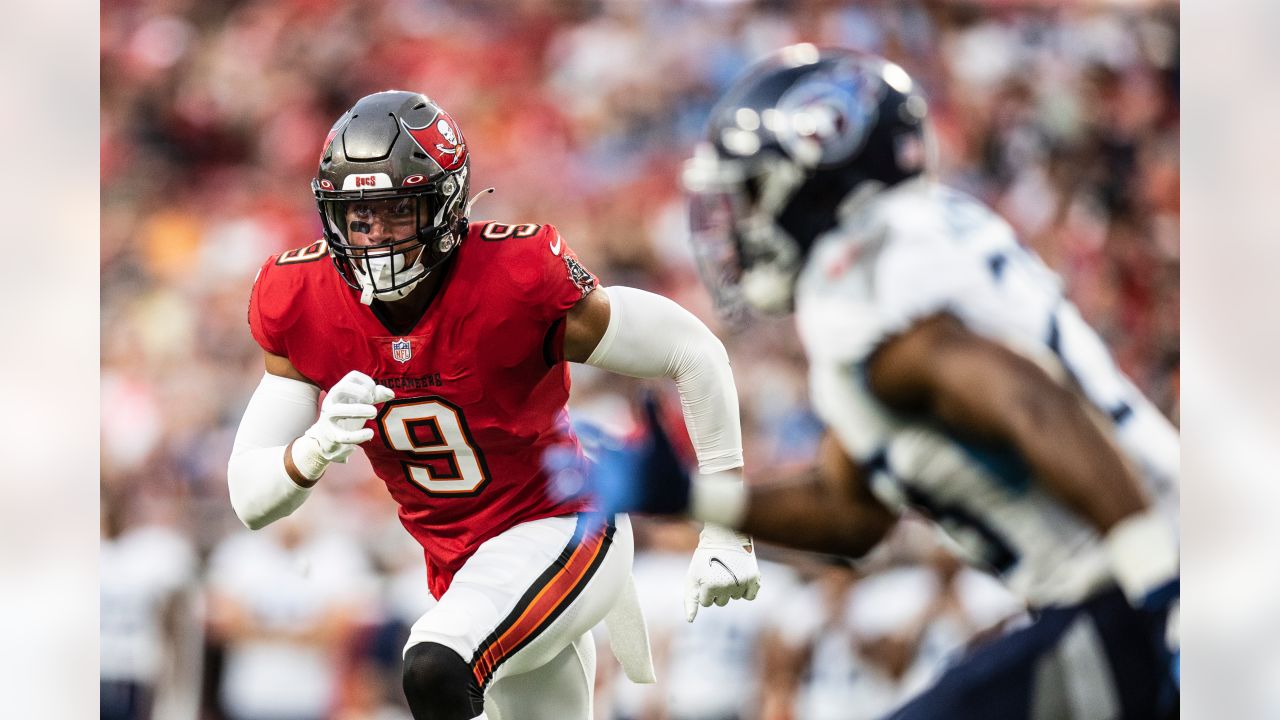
[
  {"x1": 100, "y1": 525, "x2": 197, "y2": 683},
  {"x1": 782, "y1": 566, "x2": 939, "y2": 720},
  {"x1": 794, "y1": 178, "x2": 1179, "y2": 606},
  {"x1": 207, "y1": 529, "x2": 377, "y2": 720}
]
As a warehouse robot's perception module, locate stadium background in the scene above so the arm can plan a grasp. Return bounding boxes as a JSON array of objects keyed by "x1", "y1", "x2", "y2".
[{"x1": 100, "y1": 1, "x2": 1179, "y2": 719}]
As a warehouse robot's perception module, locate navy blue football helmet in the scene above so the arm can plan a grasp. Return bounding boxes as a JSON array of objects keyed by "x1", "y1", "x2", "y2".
[{"x1": 683, "y1": 45, "x2": 931, "y2": 315}]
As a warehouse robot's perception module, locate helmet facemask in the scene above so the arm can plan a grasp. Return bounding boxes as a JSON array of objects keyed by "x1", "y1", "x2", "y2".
[
  {"x1": 684, "y1": 144, "x2": 806, "y2": 318},
  {"x1": 315, "y1": 169, "x2": 467, "y2": 305}
]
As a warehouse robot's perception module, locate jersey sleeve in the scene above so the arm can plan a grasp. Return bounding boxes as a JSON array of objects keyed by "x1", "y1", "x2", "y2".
[
  {"x1": 797, "y1": 230, "x2": 990, "y2": 367},
  {"x1": 247, "y1": 256, "x2": 287, "y2": 356},
  {"x1": 517, "y1": 224, "x2": 600, "y2": 321},
  {"x1": 874, "y1": 233, "x2": 992, "y2": 343}
]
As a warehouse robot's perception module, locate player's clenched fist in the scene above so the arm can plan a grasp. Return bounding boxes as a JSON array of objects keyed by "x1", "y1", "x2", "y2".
[
  {"x1": 292, "y1": 371, "x2": 395, "y2": 480},
  {"x1": 684, "y1": 522, "x2": 761, "y2": 622}
]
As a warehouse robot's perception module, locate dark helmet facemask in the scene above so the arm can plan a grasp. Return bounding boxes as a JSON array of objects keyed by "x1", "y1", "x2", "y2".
[
  {"x1": 683, "y1": 45, "x2": 930, "y2": 320},
  {"x1": 315, "y1": 180, "x2": 463, "y2": 304},
  {"x1": 683, "y1": 143, "x2": 807, "y2": 318}
]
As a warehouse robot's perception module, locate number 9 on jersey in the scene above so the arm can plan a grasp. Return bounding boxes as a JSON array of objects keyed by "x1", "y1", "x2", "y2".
[{"x1": 378, "y1": 397, "x2": 491, "y2": 496}]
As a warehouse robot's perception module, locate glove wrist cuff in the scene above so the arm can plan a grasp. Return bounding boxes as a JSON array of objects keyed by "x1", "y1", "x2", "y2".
[
  {"x1": 1103, "y1": 507, "x2": 1178, "y2": 606},
  {"x1": 690, "y1": 470, "x2": 747, "y2": 530},
  {"x1": 699, "y1": 523, "x2": 753, "y2": 554},
  {"x1": 290, "y1": 435, "x2": 331, "y2": 482}
]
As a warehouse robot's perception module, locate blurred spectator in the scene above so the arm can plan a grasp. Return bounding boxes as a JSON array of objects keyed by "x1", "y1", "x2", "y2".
[
  {"x1": 761, "y1": 517, "x2": 1026, "y2": 720},
  {"x1": 205, "y1": 511, "x2": 377, "y2": 720},
  {"x1": 352, "y1": 532, "x2": 440, "y2": 720},
  {"x1": 774, "y1": 562, "x2": 926, "y2": 720},
  {"x1": 100, "y1": 488, "x2": 202, "y2": 720},
  {"x1": 601, "y1": 521, "x2": 799, "y2": 720}
]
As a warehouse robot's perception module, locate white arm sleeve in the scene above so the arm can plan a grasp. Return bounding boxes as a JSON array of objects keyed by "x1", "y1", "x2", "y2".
[
  {"x1": 226, "y1": 373, "x2": 321, "y2": 530},
  {"x1": 584, "y1": 286, "x2": 743, "y2": 473}
]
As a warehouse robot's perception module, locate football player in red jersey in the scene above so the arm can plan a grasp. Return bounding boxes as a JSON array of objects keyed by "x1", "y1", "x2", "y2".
[{"x1": 225, "y1": 90, "x2": 761, "y2": 720}]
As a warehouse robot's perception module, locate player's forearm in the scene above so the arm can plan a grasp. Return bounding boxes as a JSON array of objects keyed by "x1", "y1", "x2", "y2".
[
  {"x1": 584, "y1": 286, "x2": 743, "y2": 473},
  {"x1": 277, "y1": 608, "x2": 357, "y2": 647},
  {"x1": 208, "y1": 596, "x2": 266, "y2": 643},
  {"x1": 228, "y1": 446, "x2": 312, "y2": 529},
  {"x1": 736, "y1": 477, "x2": 893, "y2": 558},
  {"x1": 227, "y1": 373, "x2": 322, "y2": 529},
  {"x1": 692, "y1": 470, "x2": 891, "y2": 558},
  {"x1": 687, "y1": 433, "x2": 892, "y2": 557}
]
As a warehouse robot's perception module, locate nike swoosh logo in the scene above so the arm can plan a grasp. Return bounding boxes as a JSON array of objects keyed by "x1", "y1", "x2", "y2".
[
  {"x1": 549, "y1": 234, "x2": 562, "y2": 256},
  {"x1": 708, "y1": 558, "x2": 740, "y2": 586}
]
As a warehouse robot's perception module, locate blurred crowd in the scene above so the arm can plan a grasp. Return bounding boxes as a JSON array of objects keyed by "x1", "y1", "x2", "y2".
[{"x1": 101, "y1": 1, "x2": 1179, "y2": 718}]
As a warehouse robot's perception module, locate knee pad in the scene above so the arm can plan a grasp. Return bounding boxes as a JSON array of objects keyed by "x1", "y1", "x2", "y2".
[{"x1": 402, "y1": 642, "x2": 484, "y2": 720}]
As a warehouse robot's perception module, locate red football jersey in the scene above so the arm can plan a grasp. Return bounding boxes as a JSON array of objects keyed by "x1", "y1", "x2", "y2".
[{"x1": 248, "y1": 221, "x2": 598, "y2": 597}]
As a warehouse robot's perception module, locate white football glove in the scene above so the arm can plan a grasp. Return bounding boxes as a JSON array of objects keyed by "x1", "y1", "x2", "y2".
[
  {"x1": 292, "y1": 371, "x2": 395, "y2": 480},
  {"x1": 684, "y1": 523, "x2": 761, "y2": 622}
]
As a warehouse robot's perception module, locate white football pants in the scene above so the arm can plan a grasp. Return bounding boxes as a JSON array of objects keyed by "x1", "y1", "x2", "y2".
[{"x1": 405, "y1": 513, "x2": 634, "y2": 719}]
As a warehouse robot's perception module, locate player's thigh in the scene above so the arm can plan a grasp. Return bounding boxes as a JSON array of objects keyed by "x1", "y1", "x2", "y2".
[
  {"x1": 486, "y1": 631, "x2": 596, "y2": 720},
  {"x1": 404, "y1": 513, "x2": 632, "y2": 693},
  {"x1": 487, "y1": 514, "x2": 632, "y2": 681}
]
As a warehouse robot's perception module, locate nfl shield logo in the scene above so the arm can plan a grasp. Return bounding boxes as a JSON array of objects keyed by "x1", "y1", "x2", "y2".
[{"x1": 391, "y1": 338, "x2": 412, "y2": 363}]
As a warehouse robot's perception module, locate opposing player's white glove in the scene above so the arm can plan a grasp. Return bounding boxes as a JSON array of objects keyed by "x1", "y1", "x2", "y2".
[
  {"x1": 684, "y1": 522, "x2": 761, "y2": 622},
  {"x1": 292, "y1": 371, "x2": 395, "y2": 480}
]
